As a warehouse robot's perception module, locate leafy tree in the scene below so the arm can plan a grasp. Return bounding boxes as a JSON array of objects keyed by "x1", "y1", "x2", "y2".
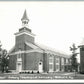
[
  {"x1": 0, "y1": 41, "x2": 9, "y2": 73},
  {"x1": 1, "y1": 49, "x2": 9, "y2": 73},
  {"x1": 70, "y1": 53, "x2": 78, "y2": 71},
  {"x1": 70, "y1": 43, "x2": 78, "y2": 72}
]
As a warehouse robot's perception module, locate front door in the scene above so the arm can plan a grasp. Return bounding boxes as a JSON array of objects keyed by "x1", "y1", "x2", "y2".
[
  {"x1": 17, "y1": 62, "x2": 22, "y2": 73},
  {"x1": 38, "y1": 61, "x2": 43, "y2": 73}
]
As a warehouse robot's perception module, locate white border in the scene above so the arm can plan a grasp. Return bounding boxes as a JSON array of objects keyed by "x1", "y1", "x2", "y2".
[
  {"x1": 0, "y1": 80, "x2": 84, "y2": 83},
  {"x1": 0, "y1": 1, "x2": 84, "y2": 83}
]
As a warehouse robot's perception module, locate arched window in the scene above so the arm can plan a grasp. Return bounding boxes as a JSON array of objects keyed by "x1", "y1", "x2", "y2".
[
  {"x1": 61, "y1": 57, "x2": 64, "y2": 65},
  {"x1": 55, "y1": 57, "x2": 60, "y2": 72},
  {"x1": 49, "y1": 54, "x2": 54, "y2": 72},
  {"x1": 61, "y1": 57, "x2": 65, "y2": 71}
]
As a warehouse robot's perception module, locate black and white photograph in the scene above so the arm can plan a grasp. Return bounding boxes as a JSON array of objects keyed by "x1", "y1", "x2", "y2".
[{"x1": 0, "y1": 1, "x2": 83, "y2": 80}]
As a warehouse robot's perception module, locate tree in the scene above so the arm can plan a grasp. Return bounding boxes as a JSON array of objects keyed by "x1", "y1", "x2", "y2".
[
  {"x1": 70, "y1": 53, "x2": 78, "y2": 71},
  {"x1": 70, "y1": 43, "x2": 78, "y2": 72},
  {"x1": 0, "y1": 41, "x2": 9, "y2": 73},
  {"x1": 1, "y1": 49, "x2": 9, "y2": 73}
]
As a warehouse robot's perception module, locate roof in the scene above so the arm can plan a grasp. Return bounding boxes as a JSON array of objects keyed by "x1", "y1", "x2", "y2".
[
  {"x1": 8, "y1": 42, "x2": 70, "y2": 58},
  {"x1": 25, "y1": 42, "x2": 39, "y2": 49},
  {"x1": 35, "y1": 43, "x2": 71, "y2": 58},
  {"x1": 21, "y1": 10, "x2": 29, "y2": 21},
  {"x1": 8, "y1": 46, "x2": 15, "y2": 54}
]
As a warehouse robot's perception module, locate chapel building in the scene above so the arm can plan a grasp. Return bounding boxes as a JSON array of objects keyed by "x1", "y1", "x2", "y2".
[{"x1": 8, "y1": 10, "x2": 71, "y2": 73}]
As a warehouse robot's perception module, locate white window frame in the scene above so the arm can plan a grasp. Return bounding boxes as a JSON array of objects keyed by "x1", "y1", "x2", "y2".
[
  {"x1": 49, "y1": 54, "x2": 54, "y2": 72},
  {"x1": 61, "y1": 57, "x2": 64, "y2": 65},
  {"x1": 55, "y1": 57, "x2": 60, "y2": 72}
]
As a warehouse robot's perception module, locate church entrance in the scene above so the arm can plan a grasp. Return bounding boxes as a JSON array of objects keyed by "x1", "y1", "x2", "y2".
[
  {"x1": 16, "y1": 49, "x2": 22, "y2": 73},
  {"x1": 17, "y1": 62, "x2": 22, "y2": 73},
  {"x1": 38, "y1": 61, "x2": 43, "y2": 73}
]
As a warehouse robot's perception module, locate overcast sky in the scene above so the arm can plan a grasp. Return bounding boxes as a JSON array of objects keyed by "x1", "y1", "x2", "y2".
[{"x1": 0, "y1": 1, "x2": 84, "y2": 62}]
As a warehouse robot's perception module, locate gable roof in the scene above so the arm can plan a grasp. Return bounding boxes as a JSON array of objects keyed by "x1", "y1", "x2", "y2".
[
  {"x1": 8, "y1": 45, "x2": 15, "y2": 54},
  {"x1": 8, "y1": 42, "x2": 70, "y2": 58},
  {"x1": 35, "y1": 43, "x2": 70, "y2": 58},
  {"x1": 25, "y1": 42, "x2": 39, "y2": 49}
]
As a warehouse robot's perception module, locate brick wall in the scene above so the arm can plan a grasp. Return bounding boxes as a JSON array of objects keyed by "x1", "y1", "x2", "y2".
[
  {"x1": 15, "y1": 34, "x2": 34, "y2": 51},
  {"x1": 24, "y1": 52, "x2": 43, "y2": 71},
  {"x1": 43, "y1": 53, "x2": 48, "y2": 72},
  {"x1": 80, "y1": 47, "x2": 84, "y2": 73},
  {"x1": 15, "y1": 35, "x2": 34, "y2": 51},
  {"x1": 9, "y1": 55, "x2": 17, "y2": 70},
  {"x1": 16, "y1": 34, "x2": 34, "y2": 44}
]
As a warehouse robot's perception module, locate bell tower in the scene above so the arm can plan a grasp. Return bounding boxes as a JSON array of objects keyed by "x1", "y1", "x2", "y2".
[{"x1": 14, "y1": 10, "x2": 35, "y2": 51}]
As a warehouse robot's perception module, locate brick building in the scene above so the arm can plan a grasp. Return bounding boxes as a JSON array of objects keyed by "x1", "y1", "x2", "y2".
[
  {"x1": 8, "y1": 10, "x2": 71, "y2": 73},
  {"x1": 79, "y1": 39, "x2": 84, "y2": 73}
]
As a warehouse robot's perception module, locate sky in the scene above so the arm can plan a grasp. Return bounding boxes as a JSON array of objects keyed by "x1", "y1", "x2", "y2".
[{"x1": 0, "y1": 1, "x2": 84, "y2": 62}]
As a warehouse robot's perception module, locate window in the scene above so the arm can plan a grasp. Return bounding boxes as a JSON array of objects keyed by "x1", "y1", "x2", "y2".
[
  {"x1": 56, "y1": 57, "x2": 59, "y2": 63},
  {"x1": 49, "y1": 55, "x2": 54, "y2": 71},
  {"x1": 49, "y1": 58, "x2": 53, "y2": 63},
  {"x1": 49, "y1": 64, "x2": 53, "y2": 69},
  {"x1": 66, "y1": 59, "x2": 68, "y2": 64},
  {"x1": 61, "y1": 65, "x2": 64, "y2": 70},
  {"x1": 55, "y1": 57, "x2": 60, "y2": 71},
  {"x1": 61, "y1": 58, "x2": 64, "y2": 65},
  {"x1": 49, "y1": 55, "x2": 53, "y2": 63},
  {"x1": 56, "y1": 65, "x2": 59, "y2": 70}
]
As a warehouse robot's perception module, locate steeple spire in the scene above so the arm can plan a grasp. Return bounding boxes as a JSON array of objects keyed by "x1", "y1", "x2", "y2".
[
  {"x1": 21, "y1": 10, "x2": 29, "y2": 27},
  {"x1": 21, "y1": 10, "x2": 29, "y2": 21}
]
